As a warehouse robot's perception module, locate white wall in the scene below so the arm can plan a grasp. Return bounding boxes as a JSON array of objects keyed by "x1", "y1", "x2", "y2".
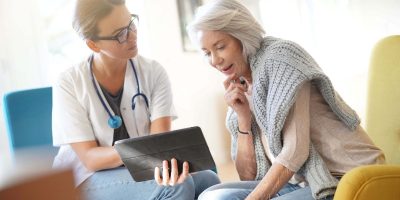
[{"x1": 0, "y1": 0, "x2": 50, "y2": 175}]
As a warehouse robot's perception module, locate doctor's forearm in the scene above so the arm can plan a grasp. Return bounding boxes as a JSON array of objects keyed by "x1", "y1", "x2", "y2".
[
  {"x1": 149, "y1": 116, "x2": 171, "y2": 134},
  {"x1": 71, "y1": 142, "x2": 123, "y2": 172},
  {"x1": 83, "y1": 147, "x2": 123, "y2": 171}
]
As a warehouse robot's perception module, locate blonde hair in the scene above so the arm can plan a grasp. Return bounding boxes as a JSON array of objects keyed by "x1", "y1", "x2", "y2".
[
  {"x1": 72, "y1": 0, "x2": 125, "y2": 40},
  {"x1": 187, "y1": 0, "x2": 265, "y2": 58}
]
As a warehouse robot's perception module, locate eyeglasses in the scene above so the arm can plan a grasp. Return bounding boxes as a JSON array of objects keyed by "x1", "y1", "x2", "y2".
[{"x1": 92, "y1": 14, "x2": 139, "y2": 44}]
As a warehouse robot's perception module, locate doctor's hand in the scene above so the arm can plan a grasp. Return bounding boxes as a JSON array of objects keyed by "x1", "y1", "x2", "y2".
[{"x1": 154, "y1": 158, "x2": 189, "y2": 186}]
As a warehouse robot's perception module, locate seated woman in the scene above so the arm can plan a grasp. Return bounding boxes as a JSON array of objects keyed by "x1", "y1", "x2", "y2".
[
  {"x1": 52, "y1": 0, "x2": 219, "y2": 199},
  {"x1": 187, "y1": 0, "x2": 385, "y2": 199}
]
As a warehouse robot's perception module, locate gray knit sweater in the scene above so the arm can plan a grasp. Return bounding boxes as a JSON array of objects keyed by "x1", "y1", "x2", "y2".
[{"x1": 226, "y1": 37, "x2": 360, "y2": 199}]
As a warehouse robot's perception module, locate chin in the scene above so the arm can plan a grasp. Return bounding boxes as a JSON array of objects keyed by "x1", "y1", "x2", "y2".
[{"x1": 128, "y1": 50, "x2": 138, "y2": 59}]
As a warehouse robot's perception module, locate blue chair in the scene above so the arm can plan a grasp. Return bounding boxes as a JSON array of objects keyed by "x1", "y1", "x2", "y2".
[{"x1": 2, "y1": 87, "x2": 58, "y2": 157}]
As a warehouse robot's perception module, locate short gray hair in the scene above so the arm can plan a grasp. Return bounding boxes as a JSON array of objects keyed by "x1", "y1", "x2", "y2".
[{"x1": 187, "y1": 0, "x2": 265, "y2": 58}]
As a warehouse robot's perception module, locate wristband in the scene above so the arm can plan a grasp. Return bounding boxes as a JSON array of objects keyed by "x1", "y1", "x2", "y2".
[{"x1": 238, "y1": 128, "x2": 251, "y2": 135}]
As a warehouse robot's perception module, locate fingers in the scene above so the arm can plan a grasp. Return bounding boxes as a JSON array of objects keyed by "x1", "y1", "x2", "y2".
[
  {"x1": 227, "y1": 91, "x2": 246, "y2": 104},
  {"x1": 169, "y1": 158, "x2": 179, "y2": 186},
  {"x1": 162, "y1": 160, "x2": 169, "y2": 185},
  {"x1": 182, "y1": 161, "x2": 189, "y2": 176},
  {"x1": 231, "y1": 86, "x2": 247, "y2": 96},
  {"x1": 177, "y1": 161, "x2": 189, "y2": 184},
  {"x1": 154, "y1": 166, "x2": 162, "y2": 185},
  {"x1": 154, "y1": 159, "x2": 190, "y2": 186},
  {"x1": 227, "y1": 82, "x2": 247, "y2": 94},
  {"x1": 225, "y1": 86, "x2": 248, "y2": 107},
  {"x1": 223, "y1": 73, "x2": 237, "y2": 90},
  {"x1": 224, "y1": 78, "x2": 247, "y2": 93}
]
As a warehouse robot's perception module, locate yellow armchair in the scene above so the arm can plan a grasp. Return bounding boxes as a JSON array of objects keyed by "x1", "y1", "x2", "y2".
[
  {"x1": 334, "y1": 165, "x2": 400, "y2": 199},
  {"x1": 334, "y1": 35, "x2": 400, "y2": 199},
  {"x1": 365, "y1": 35, "x2": 400, "y2": 164}
]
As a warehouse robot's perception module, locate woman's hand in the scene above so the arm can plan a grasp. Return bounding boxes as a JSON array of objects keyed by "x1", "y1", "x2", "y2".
[
  {"x1": 224, "y1": 74, "x2": 257, "y2": 180},
  {"x1": 223, "y1": 73, "x2": 252, "y2": 129},
  {"x1": 154, "y1": 158, "x2": 189, "y2": 186}
]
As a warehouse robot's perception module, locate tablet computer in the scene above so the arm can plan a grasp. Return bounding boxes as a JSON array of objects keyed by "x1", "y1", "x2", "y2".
[{"x1": 114, "y1": 126, "x2": 216, "y2": 182}]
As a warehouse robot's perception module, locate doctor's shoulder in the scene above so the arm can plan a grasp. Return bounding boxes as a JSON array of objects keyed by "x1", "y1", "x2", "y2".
[
  {"x1": 53, "y1": 60, "x2": 90, "y2": 91},
  {"x1": 134, "y1": 55, "x2": 170, "y2": 80}
]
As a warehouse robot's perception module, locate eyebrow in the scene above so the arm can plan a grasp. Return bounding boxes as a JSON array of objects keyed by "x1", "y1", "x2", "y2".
[
  {"x1": 111, "y1": 18, "x2": 132, "y2": 35},
  {"x1": 201, "y1": 39, "x2": 225, "y2": 50},
  {"x1": 111, "y1": 27, "x2": 126, "y2": 35}
]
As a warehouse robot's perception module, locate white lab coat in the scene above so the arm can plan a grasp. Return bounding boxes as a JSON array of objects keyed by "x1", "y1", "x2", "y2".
[{"x1": 52, "y1": 55, "x2": 177, "y2": 186}]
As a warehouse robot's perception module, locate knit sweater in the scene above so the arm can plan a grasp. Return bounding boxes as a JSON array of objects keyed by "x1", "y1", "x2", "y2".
[{"x1": 226, "y1": 37, "x2": 361, "y2": 199}]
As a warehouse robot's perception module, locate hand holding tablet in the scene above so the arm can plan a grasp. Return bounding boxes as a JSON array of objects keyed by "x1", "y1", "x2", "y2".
[{"x1": 114, "y1": 126, "x2": 216, "y2": 182}]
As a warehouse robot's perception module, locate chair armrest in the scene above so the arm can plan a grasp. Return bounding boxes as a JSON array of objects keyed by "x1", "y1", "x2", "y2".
[{"x1": 334, "y1": 165, "x2": 400, "y2": 200}]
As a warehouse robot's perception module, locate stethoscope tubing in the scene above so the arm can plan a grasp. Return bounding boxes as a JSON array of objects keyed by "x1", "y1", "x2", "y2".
[{"x1": 89, "y1": 54, "x2": 149, "y2": 129}]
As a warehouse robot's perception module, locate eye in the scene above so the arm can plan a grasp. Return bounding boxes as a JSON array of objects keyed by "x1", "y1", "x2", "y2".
[
  {"x1": 216, "y1": 45, "x2": 225, "y2": 50},
  {"x1": 116, "y1": 28, "x2": 128, "y2": 39},
  {"x1": 129, "y1": 22, "x2": 137, "y2": 31},
  {"x1": 203, "y1": 51, "x2": 211, "y2": 57}
]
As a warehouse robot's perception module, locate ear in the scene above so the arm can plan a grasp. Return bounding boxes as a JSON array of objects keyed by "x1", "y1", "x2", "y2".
[{"x1": 86, "y1": 39, "x2": 101, "y2": 53}]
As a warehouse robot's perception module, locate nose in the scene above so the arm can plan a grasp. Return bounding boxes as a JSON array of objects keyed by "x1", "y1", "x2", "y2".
[
  {"x1": 127, "y1": 29, "x2": 137, "y2": 42},
  {"x1": 210, "y1": 52, "x2": 222, "y2": 67}
]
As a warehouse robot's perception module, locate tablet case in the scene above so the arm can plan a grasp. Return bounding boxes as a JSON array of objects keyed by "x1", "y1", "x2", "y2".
[{"x1": 114, "y1": 126, "x2": 216, "y2": 182}]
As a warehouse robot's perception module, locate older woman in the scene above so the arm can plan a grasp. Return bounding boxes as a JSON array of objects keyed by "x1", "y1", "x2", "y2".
[{"x1": 187, "y1": 0, "x2": 385, "y2": 199}]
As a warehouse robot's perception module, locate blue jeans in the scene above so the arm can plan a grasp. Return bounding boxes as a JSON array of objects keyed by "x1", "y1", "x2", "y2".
[
  {"x1": 197, "y1": 181, "x2": 334, "y2": 200},
  {"x1": 79, "y1": 167, "x2": 220, "y2": 200}
]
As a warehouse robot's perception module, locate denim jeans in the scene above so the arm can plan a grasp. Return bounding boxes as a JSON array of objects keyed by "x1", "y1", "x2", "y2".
[
  {"x1": 197, "y1": 181, "x2": 334, "y2": 200},
  {"x1": 79, "y1": 167, "x2": 220, "y2": 200}
]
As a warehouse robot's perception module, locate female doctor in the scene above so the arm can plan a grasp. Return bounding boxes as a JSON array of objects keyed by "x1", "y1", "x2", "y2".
[{"x1": 51, "y1": 0, "x2": 219, "y2": 199}]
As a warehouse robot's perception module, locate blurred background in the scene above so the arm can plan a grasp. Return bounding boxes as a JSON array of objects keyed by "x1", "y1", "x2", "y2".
[{"x1": 1, "y1": 0, "x2": 399, "y2": 185}]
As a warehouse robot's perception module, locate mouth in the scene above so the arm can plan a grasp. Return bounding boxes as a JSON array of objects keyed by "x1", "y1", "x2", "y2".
[
  {"x1": 128, "y1": 45, "x2": 137, "y2": 51},
  {"x1": 220, "y1": 64, "x2": 233, "y2": 73}
]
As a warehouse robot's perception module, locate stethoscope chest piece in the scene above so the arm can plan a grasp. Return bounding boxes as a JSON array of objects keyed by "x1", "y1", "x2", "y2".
[{"x1": 108, "y1": 115, "x2": 122, "y2": 129}]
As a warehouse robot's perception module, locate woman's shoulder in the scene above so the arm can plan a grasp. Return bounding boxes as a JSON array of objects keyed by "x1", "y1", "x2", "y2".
[
  {"x1": 250, "y1": 37, "x2": 300, "y2": 69},
  {"x1": 252, "y1": 37, "x2": 318, "y2": 74},
  {"x1": 55, "y1": 59, "x2": 89, "y2": 88},
  {"x1": 134, "y1": 54, "x2": 169, "y2": 78},
  {"x1": 135, "y1": 55, "x2": 164, "y2": 71},
  {"x1": 261, "y1": 37, "x2": 309, "y2": 58}
]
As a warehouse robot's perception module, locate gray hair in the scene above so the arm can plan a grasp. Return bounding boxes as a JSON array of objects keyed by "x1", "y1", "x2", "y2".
[
  {"x1": 72, "y1": 0, "x2": 125, "y2": 40},
  {"x1": 187, "y1": 0, "x2": 265, "y2": 58}
]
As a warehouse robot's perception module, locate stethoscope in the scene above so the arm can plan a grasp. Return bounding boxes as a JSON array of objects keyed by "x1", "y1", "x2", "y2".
[{"x1": 89, "y1": 55, "x2": 149, "y2": 129}]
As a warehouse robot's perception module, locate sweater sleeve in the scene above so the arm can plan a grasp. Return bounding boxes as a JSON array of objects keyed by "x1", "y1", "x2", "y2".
[{"x1": 275, "y1": 82, "x2": 311, "y2": 172}]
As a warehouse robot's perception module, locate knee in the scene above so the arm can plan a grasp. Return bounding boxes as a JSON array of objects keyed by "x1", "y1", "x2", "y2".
[
  {"x1": 175, "y1": 175, "x2": 195, "y2": 194},
  {"x1": 198, "y1": 188, "x2": 242, "y2": 200},
  {"x1": 196, "y1": 170, "x2": 221, "y2": 186},
  {"x1": 157, "y1": 176, "x2": 196, "y2": 200},
  {"x1": 204, "y1": 170, "x2": 221, "y2": 185}
]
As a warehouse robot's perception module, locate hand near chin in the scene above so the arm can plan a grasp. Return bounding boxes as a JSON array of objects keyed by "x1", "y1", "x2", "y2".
[
  {"x1": 154, "y1": 158, "x2": 189, "y2": 186},
  {"x1": 223, "y1": 73, "x2": 251, "y2": 118}
]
